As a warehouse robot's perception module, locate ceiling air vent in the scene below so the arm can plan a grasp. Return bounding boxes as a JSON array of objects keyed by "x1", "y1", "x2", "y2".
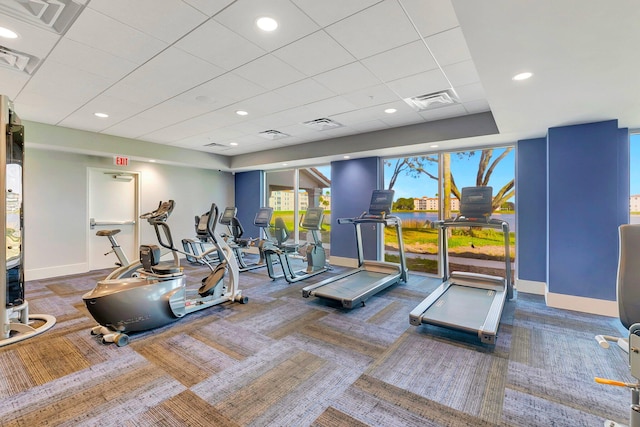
[
  {"x1": 259, "y1": 130, "x2": 290, "y2": 140},
  {"x1": 303, "y1": 118, "x2": 343, "y2": 131},
  {"x1": 404, "y1": 89, "x2": 459, "y2": 112},
  {"x1": 10, "y1": 0, "x2": 85, "y2": 34},
  {"x1": 0, "y1": 46, "x2": 38, "y2": 74},
  {"x1": 203, "y1": 142, "x2": 227, "y2": 148}
]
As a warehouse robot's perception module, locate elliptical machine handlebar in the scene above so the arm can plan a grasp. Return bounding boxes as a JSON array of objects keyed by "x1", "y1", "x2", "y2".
[{"x1": 140, "y1": 200, "x2": 175, "y2": 222}]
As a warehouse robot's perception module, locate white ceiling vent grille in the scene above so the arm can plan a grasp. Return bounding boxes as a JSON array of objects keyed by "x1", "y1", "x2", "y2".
[
  {"x1": 203, "y1": 142, "x2": 227, "y2": 148},
  {"x1": 2, "y1": 0, "x2": 85, "y2": 34},
  {"x1": 259, "y1": 130, "x2": 290, "y2": 140},
  {"x1": 0, "y1": 46, "x2": 38, "y2": 74},
  {"x1": 303, "y1": 118, "x2": 343, "y2": 131},
  {"x1": 404, "y1": 89, "x2": 459, "y2": 112}
]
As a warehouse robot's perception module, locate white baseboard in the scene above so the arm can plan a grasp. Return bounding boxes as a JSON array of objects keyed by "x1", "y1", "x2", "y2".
[
  {"x1": 329, "y1": 256, "x2": 358, "y2": 268},
  {"x1": 515, "y1": 279, "x2": 546, "y2": 295},
  {"x1": 26, "y1": 262, "x2": 88, "y2": 281},
  {"x1": 545, "y1": 291, "x2": 618, "y2": 317}
]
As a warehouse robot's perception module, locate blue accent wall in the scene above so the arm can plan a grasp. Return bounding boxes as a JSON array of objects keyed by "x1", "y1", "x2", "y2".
[
  {"x1": 331, "y1": 157, "x2": 380, "y2": 260},
  {"x1": 516, "y1": 137, "x2": 547, "y2": 283},
  {"x1": 547, "y1": 120, "x2": 628, "y2": 300},
  {"x1": 234, "y1": 170, "x2": 263, "y2": 238}
]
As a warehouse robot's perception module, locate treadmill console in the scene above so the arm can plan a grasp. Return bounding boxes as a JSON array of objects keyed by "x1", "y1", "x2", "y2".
[
  {"x1": 368, "y1": 190, "x2": 395, "y2": 216},
  {"x1": 459, "y1": 186, "x2": 493, "y2": 219}
]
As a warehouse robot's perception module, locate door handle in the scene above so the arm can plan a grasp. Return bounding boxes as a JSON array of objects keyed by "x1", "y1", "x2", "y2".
[{"x1": 90, "y1": 218, "x2": 136, "y2": 229}]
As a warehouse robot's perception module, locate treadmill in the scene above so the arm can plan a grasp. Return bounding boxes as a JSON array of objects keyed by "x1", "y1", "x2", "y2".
[
  {"x1": 409, "y1": 186, "x2": 514, "y2": 345},
  {"x1": 302, "y1": 190, "x2": 408, "y2": 308}
]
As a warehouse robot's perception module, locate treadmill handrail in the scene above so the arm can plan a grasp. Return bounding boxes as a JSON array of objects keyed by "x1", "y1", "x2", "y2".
[
  {"x1": 433, "y1": 216, "x2": 508, "y2": 230},
  {"x1": 337, "y1": 215, "x2": 401, "y2": 226}
]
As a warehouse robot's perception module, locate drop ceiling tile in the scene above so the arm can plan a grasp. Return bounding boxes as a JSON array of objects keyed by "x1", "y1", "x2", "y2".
[
  {"x1": 274, "y1": 78, "x2": 336, "y2": 105},
  {"x1": 342, "y1": 84, "x2": 400, "y2": 108},
  {"x1": 463, "y1": 99, "x2": 491, "y2": 114},
  {"x1": 213, "y1": 0, "x2": 320, "y2": 52},
  {"x1": 325, "y1": 1, "x2": 420, "y2": 59},
  {"x1": 176, "y1": 72, "x2": 267, "y2": 109},
  {"x1": 361, "y1": 41, "x2": 438, "y2": 82},
  {"x1": 235, "y1": 90, "x2": 299, "y2": 116},
  {"x1": 12, "y1": 96, "x2": 79, "y2": 124},
  {"x1": 234, "y1": 54, "x2": 306, "y2": 90},
  {"x1": 64, "y1": 7, "x2": 167, "y2": 64},
  {"x1": 454, "y1": 82, "x2": 485, "y2": 102},
  {"x1": 425, "y1": 27, "x2": 471, "y2": 66},
  {"x1": 443, "y1": 60, "x2": 480, "y2": 87},
  {"x1": 19, "y1": 59, "x2": 112, "y2": 105},
  {"x1": 304, "y1": 96, "x2": 358, "y2": 118},
  {"x1": 386, "y1": 69, "x2": 450, "y2": 99},
  {"x1": 347, "y1": 119, "x2": 388, "y2": 133},
  {"x1": 100, "y1": 115, "x2": 163, "y2": 139},
  {"x1": 175, "y1": 20, "x2": 266, "y2": 70},
  {"x1": 0, "y1": 69, "x2": 29, "y2": 100},
  {"x1": 47, "y1": 38, "x2": 138, "y2": 82},
  {"x1": 141, "y1": 117, "x2": 216, "y2": 143},
  {"x1": 88, "y1": 0, "x2": 207, "y2": 43},
  {"x1": 313, "y1": 62, "x2": 380, "y2": 95},
  {"x1": 291, "y1": 0, "x2": 382, "y2": 26},
  {"x1": 398, "y1": 0, "x2": 459, "y2": 37},
  {"x1": 111, "y1": 47, "x2": 226, "y2": 100},
  {"x1": 182, "y1": 0, "x2": 236, "y2": 16},
  {"x1": 273, "y1": 30, "x2": 355, "y2": 76}
]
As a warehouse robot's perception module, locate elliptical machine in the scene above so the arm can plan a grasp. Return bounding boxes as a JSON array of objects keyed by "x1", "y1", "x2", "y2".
[
  {"x1": 219, "y1": 206, "x2": 275, "y2": 272},
  {"x1": 263, "y1": 207, "x2": 330, "y2": 283},
  {"x1": 83, "y1": 201, "x2": 247, "y2": 346}
]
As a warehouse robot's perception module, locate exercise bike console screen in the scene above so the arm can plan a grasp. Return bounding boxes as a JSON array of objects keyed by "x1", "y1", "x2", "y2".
[
  {"x1": 255, "y1": 208, "x2": 272, "y2": 227},
  {"x1": 220, "y1": 207, "x2": 236, "y2": 226},
  {"x1": 368, "y1": 190, "x2": 394, "y2": 216}
]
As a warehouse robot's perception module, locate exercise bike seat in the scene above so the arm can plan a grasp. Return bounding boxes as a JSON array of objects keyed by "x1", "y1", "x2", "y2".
[
  {"x1": 151, "y1": 263, "x2": 182, "y2": 275},
  {"x1": 96, "y1": 229, "x2": 121, "y2": 237}
]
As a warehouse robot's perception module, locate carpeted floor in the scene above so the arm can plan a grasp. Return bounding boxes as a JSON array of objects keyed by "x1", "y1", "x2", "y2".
[{"x1": 0, "y1": 257, "x2": 632, "y2": 426}]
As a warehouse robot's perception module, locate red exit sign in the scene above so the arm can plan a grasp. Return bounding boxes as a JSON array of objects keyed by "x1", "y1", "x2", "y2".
[{"x1": 114, "y1": 156, "x2": 129, "y2": 166}]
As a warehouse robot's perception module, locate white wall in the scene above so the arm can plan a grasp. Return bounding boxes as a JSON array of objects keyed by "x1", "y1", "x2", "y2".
[{"x1": 24, "y1": 147, "x2": 233, "y2": 279}]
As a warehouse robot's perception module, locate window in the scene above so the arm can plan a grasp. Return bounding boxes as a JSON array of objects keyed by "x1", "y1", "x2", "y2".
[
  {"x1": 631, "y1": 133, "x2": 640, "y2": 222},
  {"x1": 383, "y1": 147, "x2": 515, "y2": 279},
  {"x1": 265, "y1": 165, "x2": 331, "y2": 250}
]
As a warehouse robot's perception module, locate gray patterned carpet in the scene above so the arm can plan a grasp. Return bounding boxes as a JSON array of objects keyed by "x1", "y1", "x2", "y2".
[{"x1": 0, "y1": 257, "x2": 633, "y2": 426}]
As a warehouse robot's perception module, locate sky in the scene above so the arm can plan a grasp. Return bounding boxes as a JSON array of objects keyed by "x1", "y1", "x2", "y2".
[
  {"x1": 383, "y1": 148, "x2": 515, "y2": 201},
  {"x1": 316, "y1": 138, "x2": 640, "y2": 199}
]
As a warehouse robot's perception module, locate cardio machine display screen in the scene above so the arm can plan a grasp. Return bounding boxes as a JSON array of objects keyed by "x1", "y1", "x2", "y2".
[
  {"x1": 368, "y1": 190, "x2": 394, "y2": 215},
  {"x1": 255, "y1": 208, "x2": 272, "y2": 225},
  {"x1": 220, "y1": 207, "x2": 236, "y2": 225}
]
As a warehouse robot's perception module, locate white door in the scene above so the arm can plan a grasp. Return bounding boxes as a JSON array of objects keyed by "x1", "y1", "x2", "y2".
[{"x1": 88, "y1": 169, "x2": 138, "y2": 271}]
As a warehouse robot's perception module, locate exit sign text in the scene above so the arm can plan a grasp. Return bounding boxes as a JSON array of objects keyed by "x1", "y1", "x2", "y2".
[{"x1": 114, "y1": 156, "x2": 129, "y2": 166}]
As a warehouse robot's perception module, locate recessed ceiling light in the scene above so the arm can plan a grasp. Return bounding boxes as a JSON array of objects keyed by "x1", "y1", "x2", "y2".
[
  {"x1": 282, "y1": 163, "x2": 288, "y2": 166},
  {"x1": 0, "y1": 27, "x2": 18, "y2": 39},
  {"x1": 343, "y1": 155, "x2": 350, "y2": 159},
  {"x1": 149, "y1": 159, "x2": 156, "y2": 163},
  {"x1": 230, "y1": 142, "x2": 239, "y2": 146},
  {"x1": 236, "y1": 110, "x2": 248, "y2": 116},
  {"x1": 512, "y1": 72, "x2": 533, "y2": 81},
  {"x1": 256, "y1": 17, "x2": 278, "y2": 32},
  {"x1": 430, "y1": 144, "x2": 439, "y2": 148},
  {"x1": 94, "y1": 112, "x2": 109, "y2": 118},
  {"x1": 384, "y1": 108, "x2": 397, "y2": 114}
]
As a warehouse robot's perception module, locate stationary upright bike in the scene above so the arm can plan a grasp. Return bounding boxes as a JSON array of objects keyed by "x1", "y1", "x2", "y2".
[{"x1": 83, "y1": 201, "x2": 247, "y2": 346}]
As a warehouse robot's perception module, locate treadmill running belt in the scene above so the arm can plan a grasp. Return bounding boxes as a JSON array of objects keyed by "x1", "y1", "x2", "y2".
[
  {"x1": 423, "y1": 285, "x2": 496, "y2": 331},
  {"x1": 312, "y1": 270, "x2": 392, "y2": 300}
]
